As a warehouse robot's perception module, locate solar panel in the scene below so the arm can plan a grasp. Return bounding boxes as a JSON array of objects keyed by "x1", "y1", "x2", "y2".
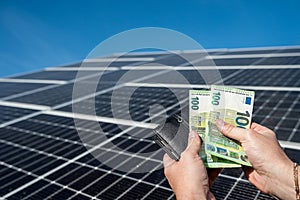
[
  {"x1": 218, "y1": 49, "x2": 279, "y2": 55},
  {"x1": 0, "y1": 106, "x2": 36, "y2": 124},
  {"x1": 13, "y1": 71, "x2": 81, "y2": 81},
  {"x1": 195, "y1": 56, "x2": 300, "y2": 66},
  {"x1": 224, "y1": 69, "x2": 300, "y2": 86},
  {"x1": 0, "y1": 82, "x2": 52, "y2": 99},
  {"x1": 0, "y1": 46, "x2": 299, "y2": 200},
  {"x1": 279, "y1": 48, "x2": 300, "y2": 53}
]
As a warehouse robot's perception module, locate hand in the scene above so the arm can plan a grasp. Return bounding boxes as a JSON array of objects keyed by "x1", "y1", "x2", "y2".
[
  {"x1": 163, "y1": 131, "x2": 219, "y2": 200},
  {"x1": 216, "y1": 120, "x2": 295, "y2": 200}
]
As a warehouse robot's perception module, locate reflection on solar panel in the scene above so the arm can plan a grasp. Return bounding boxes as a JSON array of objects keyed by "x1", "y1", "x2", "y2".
[{"x1": 0, "y1": 46, "x2": 300, "y2": 200}]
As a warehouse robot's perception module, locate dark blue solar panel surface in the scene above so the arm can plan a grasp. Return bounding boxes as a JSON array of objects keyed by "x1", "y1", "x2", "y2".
[
  {"x1": 194, "y1": 56, "x2": 300, "y2": 66},
  {"x1": 224, "y1": 69, "x2": 300, "y2": 86},
  {"x1": 9, "y1": 82, "x2": 114, "y2": 107},
  {"x1": 0, "y1": 82, "x2": 52, "y2": 99},
  {"x1": 0, "y1": 106, "x2": 36, "y2": 124},
  {"x1": 13, "y1": 70, "x2": 80, "y2": 81},
  {"x1": 0, "y1": 47, "x2": 299, "y2": 200}
]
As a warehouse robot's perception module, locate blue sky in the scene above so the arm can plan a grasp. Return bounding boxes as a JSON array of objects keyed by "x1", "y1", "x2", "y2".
[{"x1": 1, "y1": 0, "x2": 300, "y2": 77}]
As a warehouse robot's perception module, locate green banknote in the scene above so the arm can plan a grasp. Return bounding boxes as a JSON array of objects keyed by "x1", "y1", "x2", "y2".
[
  {"x1": 205, "y1": 85, "x2": 255, "y2": 166},
  {"x1": 189, "y1": 90, "x2": 241, "y2": 168}
]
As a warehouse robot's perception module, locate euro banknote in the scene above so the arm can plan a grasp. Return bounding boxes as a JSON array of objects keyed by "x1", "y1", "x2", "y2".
[
  {"x1": 189, "y1": 90, "x2": 241, "y2": 168},
  {"x1": 205, "y1": 85, "x2": 255, "y2": 166}
]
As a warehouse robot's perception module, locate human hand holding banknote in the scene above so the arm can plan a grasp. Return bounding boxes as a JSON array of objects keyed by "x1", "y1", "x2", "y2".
[
  {"x1": 164, "y1": 123, "x2": 296, "y2": 200},
  {"x1": 216, "y1": 120, "x2": 295, "y2": 200},
  {"x1": 163, "y1": 86, "x2": 298, "y2": 199}
]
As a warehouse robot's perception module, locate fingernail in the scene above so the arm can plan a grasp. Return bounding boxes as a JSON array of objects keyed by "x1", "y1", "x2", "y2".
[
  {"x1": 216, "y1": 119, "x2": 224, "y2": 127},
  {"x1": 189, "y1": 132, "x2": 195, "y2": 140}
]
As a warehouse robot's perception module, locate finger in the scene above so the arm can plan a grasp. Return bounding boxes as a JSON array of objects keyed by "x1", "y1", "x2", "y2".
[
  {"x1": 216, "y1": 119, "x2": 247, "y2": 142},
  {"x1": 251, "y1": 122, "x2": 268, "y2": 131},
  {"x1": 163, "y1": 153, "x2": 176, "y2": 168},
  {"x1": 251, "y1": 123, "x2": 275, "y2": 136},
  {"x1": 250, "y1": 122, "x2": 261, "y2": 130},
  {"x1": 184, "y1": 131, "x2": 201, "y2": 156}
]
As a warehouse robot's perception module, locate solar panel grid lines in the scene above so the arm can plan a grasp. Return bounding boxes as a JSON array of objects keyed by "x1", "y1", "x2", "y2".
[
  {"x1": 224, "y1": 68, "x2": 300, "y2": 87},
  {"x1": 287, "y1": 120, "x2": 300, "y2": 142},
  {"x1": 0, "y1": 127, "x2": 128, "y2": 199},
  {"x1": 1, "y1": 142, "x2": 166, "y2": 200},
  {"x1": 2, "y1": 104, "x2": 176, "y2": 200},
  {"x1": 0, "y1": 160, "x2": 98, "y2": 200},
  {"x1": 222, "y1": 172, "x2": 248, "y2": 200},
  {"x1": 0, "y1": 111, "x2": 43, "y2": 129},
  {"x1": 0, "y1": 106, "x2": 36, "y2": 124},
  {"x1": 260, "y1": 91, "x2": 293, "y2": 126},
  {"x1": 0, "y1": 83, "x2": 53, "y2": 100},
  {"x1": 0, "y1": 138, "x2": 75, "y2": 173},
  {"x1": 91, "y1": 156, "x2": 162, "y2": 199},
  {"x1": 1, "y1": 84, "x2": 59, "y2": 101},
  {"x1": 0, "y1": 46, "x2": 300, "y2": 199},
  {"x1": 0, "y1": 120, "x2": 169, "y2": 198},
  {"x1": 272, "y1": 93, "x2": 300, "y2": 133},
  {"x1": 1, "y1": 70, "x2": 115, "y2": 103},
  {"x1": 254, "y1": 96, "x2": 300, "y2": 143},
  {"x1": 0, "y1": 70, "x2": 120, "y2": 103},
  {"x1": 57, "y1": 53, "x2": 172, "y2": 69},
  {"x1": 50, "y1": 70, "x2": 174, "y2": 111},
  {"x1": 208, "y1": 52, "x2": 300, "y2": 59},
  {"x1": 195, "y1": 48, "x2": 283, "y2": 66}
]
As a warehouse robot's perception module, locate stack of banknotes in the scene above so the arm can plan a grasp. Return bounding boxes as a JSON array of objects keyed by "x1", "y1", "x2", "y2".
[{"x1": 189, "y1": 85, "x2": 255, "y2": 168}]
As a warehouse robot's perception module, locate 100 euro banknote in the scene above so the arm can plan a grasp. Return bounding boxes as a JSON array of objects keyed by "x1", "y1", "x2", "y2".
[
  {"x1": 189, "y1": 90, "x2": 241, "y2": 168},
  {"x1": 205, "y1": 85, "x2": 255, "y2": 166}
]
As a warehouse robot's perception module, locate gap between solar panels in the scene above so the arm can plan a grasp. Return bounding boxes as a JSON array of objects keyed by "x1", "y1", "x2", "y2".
[{"x1": 124, "y1": 83, "x2": 300, "y2": 92}]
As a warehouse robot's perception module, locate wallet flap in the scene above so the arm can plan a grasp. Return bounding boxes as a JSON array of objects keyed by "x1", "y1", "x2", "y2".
[{"x1": 153, "y1": 106, "x2": 189, "y2": 161}]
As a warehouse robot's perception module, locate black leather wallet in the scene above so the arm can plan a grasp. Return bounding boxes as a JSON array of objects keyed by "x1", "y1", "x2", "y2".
[{"x1": 153, "y1": 107, "x2": 189, "y2": 161}]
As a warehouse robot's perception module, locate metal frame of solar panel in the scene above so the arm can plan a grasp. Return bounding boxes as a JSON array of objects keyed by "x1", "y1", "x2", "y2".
[{"x1": 0, "y1": 46, "x2": 299, "y2": 200}]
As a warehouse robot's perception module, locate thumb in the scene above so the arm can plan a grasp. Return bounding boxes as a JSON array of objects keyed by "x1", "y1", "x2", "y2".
[
  {"x1": 216, "y1": 119, "x2": 246, "y2": 142},
  {"x1": 184, "y1": 131, "x2": 201, "y2": 155}
]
